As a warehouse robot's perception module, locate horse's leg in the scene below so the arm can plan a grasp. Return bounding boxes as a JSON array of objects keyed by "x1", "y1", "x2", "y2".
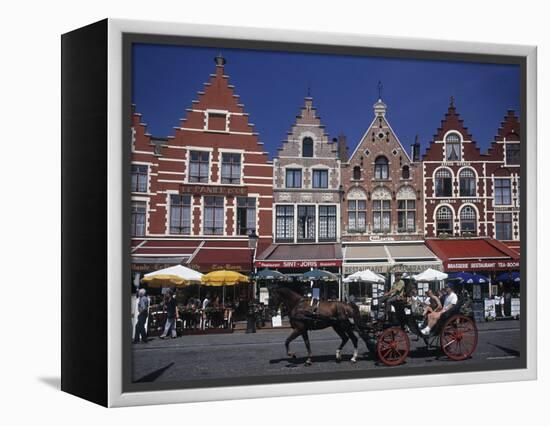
[
  {"x1": 285, "y1": 327, "x2": 302, "y2": 358},
  {"x1": 332, "y1": 325, "x2": 349, "y2": 362},
  {"x1": 302, "y1": 330, "x2": 313, "y2": 366},
  {"x1": 345, "y1": 325, "x2": 359, "y2": 363}
]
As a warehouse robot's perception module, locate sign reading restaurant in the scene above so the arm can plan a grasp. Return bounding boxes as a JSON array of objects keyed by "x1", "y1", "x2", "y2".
[
  {"x1": 256, "y1": 260, "x2": 342, "y2": 268},
  {"x1": 343, "y1": 262, "x2": 443, "y2": 275},
  {"x1": 180, "y1": 183, "x2": 248, "y2": 196},
  {"x1": 445, "y1": 260, "x2": 520, "y2": 271}
]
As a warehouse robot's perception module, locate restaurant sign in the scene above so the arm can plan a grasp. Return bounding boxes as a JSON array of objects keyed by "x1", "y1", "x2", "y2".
[
  {"x1": 445, "y1": 260, "x2": 519, "y2": 272},
  {"x1": 187, "y1": 263, "x2": 247, "y2": 272},
  {"x1": 180, "y1": 183, "x2": 248, "y2": 196},
  {"x1": 343, "y1": 262, "x2": 443, "y2": 275},
  {"x1": 255, "y1": 260, "x2": 342, "y2": 268}
]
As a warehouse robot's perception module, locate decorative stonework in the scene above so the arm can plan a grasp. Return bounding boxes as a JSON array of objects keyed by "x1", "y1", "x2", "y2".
[
  {"x1": 347, "y1": 187, "x2": 367, "y2": 200},
  {"x1": 371, "y1": 186, "x2": 392, "y2": 200},
  {"x1": 397, "y1": 185, "x2": 416, "y2": 200}
]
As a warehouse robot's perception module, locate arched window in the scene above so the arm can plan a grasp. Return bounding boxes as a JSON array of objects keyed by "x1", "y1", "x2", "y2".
[
  {"x1": 445, "y1": 132, "x2": 461, "y2": 161},
  {"x1": 436, "y1": 206, "x2": 453, "y2": 236},
  {"x1": 435, "y1": 168, "x2": 453, "y2": 197},
  {"x1": 374, "y1": 156, "x2": 389, "y2": 180},
  {"x1": 402, "y1": 165, "x2": 410, "y2": 179},
  {"x1": 460, "y1": 206, "x2": 477, "y2": 236},
  {"x1": 302, "y1": 137, "x2": 313, "y2": 157},
  {"x1": 352, "y1": 166, "x2": 361, "y2": 180},
  {"x1": 459, "y1": 168, "x2": 476, "y2": 197}
]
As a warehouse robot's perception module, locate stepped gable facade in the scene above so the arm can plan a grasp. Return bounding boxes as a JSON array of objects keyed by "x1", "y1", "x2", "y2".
[{"x1": 272, "y1": 96, "x2": 342, "y2": 243}]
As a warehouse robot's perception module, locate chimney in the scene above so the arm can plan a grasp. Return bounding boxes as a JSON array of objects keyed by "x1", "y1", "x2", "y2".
[
  {"x1": 336, "y1": 134, "x2": 348, "y2": 162},
  {"x1": 214, "y1": 53, "x2": 226, "y2": 76},
  {"x1": 411, "y1": 134, "x2": 420, "y2": 162}
]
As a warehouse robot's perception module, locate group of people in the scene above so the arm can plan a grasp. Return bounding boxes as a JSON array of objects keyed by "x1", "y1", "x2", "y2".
[
  {"x1": 133, "y1": 288, "x2": 179, "y2": 344},
  {"x1": 379, "y1": 272, "x2": 459, "y2": 336},
  {"x1": 132, "y1": 290, "x2": 244, "y2": 343}
]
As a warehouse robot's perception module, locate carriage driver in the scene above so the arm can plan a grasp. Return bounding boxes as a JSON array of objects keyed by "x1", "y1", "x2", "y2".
[
  {"x1": 382, "y1": 273, "x2": 406, "y2": 301},
  {"x1": 379, "y1": 273, "x2": 406, "y2": 317},
  {"x1": 421, "y1": 283, "x2": 458, "y2": 335}
]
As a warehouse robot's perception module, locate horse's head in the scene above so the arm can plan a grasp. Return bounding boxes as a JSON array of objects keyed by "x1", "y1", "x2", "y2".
[{"x1": 268, "y1": 287, "x2": 284, "y2": 314}]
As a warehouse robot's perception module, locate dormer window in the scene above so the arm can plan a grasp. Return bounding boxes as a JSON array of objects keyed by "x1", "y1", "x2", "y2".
[
  {"x1": 302, "y1": 137, "x2": 314, "y2": 157},
  {"x1": 374, "y1": 156, "x2": 389, "y2": 180},
  {"x1": 445, "y1": 132, "x2": 461, "y2": 161},
  {"x1": 206, "y1": 110, "x2": 228, "y2": 132},
  {"x1": 506, "y1": 143, "x2": 520, "y2": 165}
]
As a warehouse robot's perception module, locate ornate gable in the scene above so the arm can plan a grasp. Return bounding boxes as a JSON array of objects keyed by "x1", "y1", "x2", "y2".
[
  {"x1": 423, "y1": 97, "x2": 483, "y2": 161},
  {"x1": 276, "y1": 97, "x2": 337, "y2": 158},
  {"x1": 349, "y1": 98, "x2": 411, "y2": 164},
  {"x1": 432, "y1": 97, "x2": 474, "y2": 142},
  {"x1": 494, "y1": 110, "x2": 520, "y2": 142},
  {"x1": 176, "y1": 55, "x2": 257, "y2": 135}
]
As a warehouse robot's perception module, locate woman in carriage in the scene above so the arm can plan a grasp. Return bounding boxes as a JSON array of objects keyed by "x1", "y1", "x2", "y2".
[{"x1": 420, "y1": 283, "x2": 458, "y2": 335}]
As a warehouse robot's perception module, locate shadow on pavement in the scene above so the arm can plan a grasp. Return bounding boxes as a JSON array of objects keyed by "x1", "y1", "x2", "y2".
[
  {"x1": 489, "y1": 343, "x2": 520, "y2": 357},
  {"x1": 134, "y1": 362, "x2": 175, "y2": 383},
  {"x1": 269, "y1": 353, "x2": 365, "y2": 367}
]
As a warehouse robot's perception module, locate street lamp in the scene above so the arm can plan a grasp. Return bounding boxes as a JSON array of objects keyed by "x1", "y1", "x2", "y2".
[
  {"x1": 246, "y1": 230, "x2": 259, "y2": 333},
  {"x1": 248, "y1": 229, "x2": 259, "y2": 282}
]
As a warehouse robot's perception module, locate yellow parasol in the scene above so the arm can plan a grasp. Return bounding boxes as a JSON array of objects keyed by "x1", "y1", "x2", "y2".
[
  {"x1": 141, "y1": 265, "x2": 203, "y2": 288},
  {"x1": 201, "y1": 270, "x2": 249, "y2": 286}
]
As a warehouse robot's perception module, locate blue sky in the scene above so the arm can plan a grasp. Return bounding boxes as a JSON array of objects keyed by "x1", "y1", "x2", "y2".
[{"x1": 132, "y1": 43, "x2": 520, "y2": 159}]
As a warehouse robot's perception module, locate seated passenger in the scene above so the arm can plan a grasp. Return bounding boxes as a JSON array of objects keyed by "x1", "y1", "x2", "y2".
[
  {"x1": 423, "y1": 289, "x2": 442, "y2": 317},
  {"x1": 421, "y1": 284, "x2": 458, "y2": 335}
]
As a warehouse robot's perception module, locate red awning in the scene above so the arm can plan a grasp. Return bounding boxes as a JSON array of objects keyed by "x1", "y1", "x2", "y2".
[
  {"x1": 255, "y1": 243, "x2": 342, "y2": 269},
  {"x1": 131, "y1": 238, "x2": 201, "y2": 257},
  {"x1": 425, "y1": 238, "x2": 519, "y2": 272},
  {"x1": 502, "y1": 240, "x2": 520, "y2": 256},
  {"x1": 186, "y1": 240, "x2": 271, "y2": 273}
]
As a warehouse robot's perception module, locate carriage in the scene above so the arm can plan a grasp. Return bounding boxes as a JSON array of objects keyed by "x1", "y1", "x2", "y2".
[{"x1": 361, "y1": 291, "x2": 479, "y2": 366}]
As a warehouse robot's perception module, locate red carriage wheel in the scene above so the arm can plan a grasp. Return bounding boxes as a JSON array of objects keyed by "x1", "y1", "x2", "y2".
[
  {"x1": 440, "y1": 314, "x2": 478, "y2": 361},
  {"x1": 376, "y1": 327, "x2": 410, "y2": 366}
]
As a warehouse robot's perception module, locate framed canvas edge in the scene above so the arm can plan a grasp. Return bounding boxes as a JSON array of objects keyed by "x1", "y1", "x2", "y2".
[{"x1": 105, "y1": 18, "x2": 537, "y2": 407}]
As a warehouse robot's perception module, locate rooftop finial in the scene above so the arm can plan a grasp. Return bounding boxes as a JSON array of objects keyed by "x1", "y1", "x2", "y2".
[
  {"x1": 450, "y1": 95, "x2": 455, "y2": 107},
  {"x1": 377, "y1": 81, "x2": 383, "y2": 100},
  {"x1": 214, "y1": 52, "x2": 226, "y2": 66}
]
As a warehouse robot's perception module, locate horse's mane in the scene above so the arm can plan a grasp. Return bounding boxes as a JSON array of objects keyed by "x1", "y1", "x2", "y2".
[
  {"x1": 274, "y1": 286, "x2": 301, "y2": 298},
  {"x1": 272, "y1": 286, "x2": 303, "y2": 309}
]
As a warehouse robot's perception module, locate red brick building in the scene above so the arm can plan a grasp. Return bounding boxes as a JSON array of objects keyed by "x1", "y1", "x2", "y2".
[
  {"x1": 422, "y1": 99, "x2": 520, "y2": 245},
  {"x1": 130, "y1": 55, "x2": 273, "y2": 274},
  {"x1": 422, "y1": 98, "x2": 490, "y2": 238},
  {"x1": 341, "y1": 97, "x2": 424, "y2": 242},
  {"x1": 485, "y1": 110, "x2": 521, "y2": 251}
]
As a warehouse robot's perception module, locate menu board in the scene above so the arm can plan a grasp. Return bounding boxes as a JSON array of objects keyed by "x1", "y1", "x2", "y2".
[{"x1": 484, "y1": 299, "x2": 496, "y2": 319}]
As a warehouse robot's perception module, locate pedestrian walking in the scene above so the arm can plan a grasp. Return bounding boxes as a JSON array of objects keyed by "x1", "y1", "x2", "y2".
[
  {"x1": 133, "y1": 288, "x2": 149, "y2": 344},
  {"x1": 160, "y1": 289, "x2": 178, "y2": 339}
]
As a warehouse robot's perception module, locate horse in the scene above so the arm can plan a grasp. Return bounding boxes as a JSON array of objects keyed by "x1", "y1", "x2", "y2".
[{"x1": 269, "y1": 287, "x2": 364, "y2": 365}]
